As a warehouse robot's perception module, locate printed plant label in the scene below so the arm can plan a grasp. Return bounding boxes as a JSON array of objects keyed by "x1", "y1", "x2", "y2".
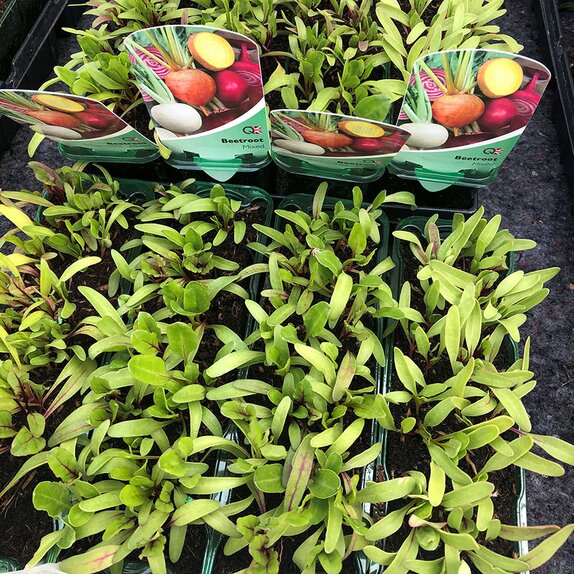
[
  {"x1": 269, "y1": 110, "x2": 411, "y2": 182},
  {"x1": 0, "y1": 90, "x2": 159, "y2": 162},
  {"x1": 125, "y1": 25, "x2": 270, "y2": 181},
  {"x1": 391, "y1": 50, "x2": 551, "y2": 190}
]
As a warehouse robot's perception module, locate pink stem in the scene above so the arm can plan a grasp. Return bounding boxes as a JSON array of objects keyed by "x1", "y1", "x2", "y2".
[
  {"x1": 524, "y1": 72, "x2": 540, "y2": 93},
  {"x1": 240, "y1": 43, "x2": 249, "y2": 63}
]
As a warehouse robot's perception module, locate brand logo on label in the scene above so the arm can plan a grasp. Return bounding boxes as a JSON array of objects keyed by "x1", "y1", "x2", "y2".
[
  {"x1": 243, "y1": 126, "x2": 262, "y2": 134},
  {"x1": 483, "y1": 147, "x2": 503, "y2": 155}
]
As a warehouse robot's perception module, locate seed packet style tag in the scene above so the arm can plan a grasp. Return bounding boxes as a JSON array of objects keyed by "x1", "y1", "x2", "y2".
[
  {"x1": 270, "y1": 110, "x2": 411, "y2": 183},
  {"x1": 0, "y1": 90, "x2": 159, "y2": 163},
  {"x1": 125, "y1": 25, "x2": 270, "y2": 181},
  {"x1": 390, "y1": 49, "x2": 551, "y2": 191}
]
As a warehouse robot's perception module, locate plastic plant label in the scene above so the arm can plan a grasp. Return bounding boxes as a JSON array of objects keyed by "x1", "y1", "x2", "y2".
[
  {"x1": 125, "y1": 25, "x2": 270, "y2": 181},
  {"x1": 390, "y1": 50, "x2": 551, "y2": 191},
  {"x1": 270, "y1": 110, "x2": 411, "y2": 183},
  {"x1": 0, "y1": 90, "x2": 160, "y2": 163}
]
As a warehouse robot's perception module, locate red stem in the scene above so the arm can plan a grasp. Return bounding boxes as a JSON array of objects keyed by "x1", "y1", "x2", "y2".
[
  {"x1": 524, "y1": 72, "x2": 540, "y2": 93},
  {"x1": 240, "y1": 43, "x2": 249, "y2": 63}
]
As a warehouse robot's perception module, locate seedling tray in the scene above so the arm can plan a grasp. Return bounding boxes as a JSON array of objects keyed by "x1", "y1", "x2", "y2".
[
  {"x1": 0, "y1": 0, "x2": 84, "y2": 153},
  {"x1": 85, "y1": 159, "x2": 278, "y2": 197},
  {"x1": 535, "y1": 0, "x2": 574, "y2": 205},
  {"x1": 0, "y1": 0, "x2": 44, "y2": 80},
  {"x1": 369, "y1": 216, "x2": 527, "y2": 574},
  {"x1": 271, "y1": 169, "x2": 478, "y2": 222}
]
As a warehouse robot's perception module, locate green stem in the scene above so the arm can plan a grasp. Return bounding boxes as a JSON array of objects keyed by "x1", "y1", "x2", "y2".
[
  {"x1": 127, "y1": 38, "x2": 171, "y2": 70},
  {"x1": 419, "y1": 61, "x2": 448, "y2": 94},
  {"x1": 142, "y1": 29, "x2": 179, "y2": 69},
  {"x1": 402, "y1": 101, "x2": 422, "y2": 123},
  {"x1": 441, "y1": 53, "x2": 456, "y2": 93}
]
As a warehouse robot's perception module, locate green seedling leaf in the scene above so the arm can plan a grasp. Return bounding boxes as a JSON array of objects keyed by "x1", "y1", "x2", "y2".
[
  {"x1": 423, "y1": 397, "x2": 469, "y2": 428},
  {"x1": 529, "y1": 434, "x2": 574, "y2": 466},
  {"x1": 11, "y1": 427, "x2": 46, "y2": 456},
  {"x1": 271, "y1": 396, "x2": 292, "y2": 441},
  {"x1": 332, "y1": 352, "x2": 356, "y2": 402},
  {"x1": 60, "y1": 256, "x2": 101, "y2": 283},
  {"x1": 514, "y1": 451, "x2": 565, "y2": 476},
  {"x1": 327, "y1": 418, "x2": 364, "y2": 456},
  {"x1": 444, "y1": 305, "x2": 461, "y2": 368},
  {"x1": 437, "y1": 530, "x2": 479, "y2": 551},
  {"x1": 367, "y1": 505, "x2": 411, "y2": 541},
  {"x1": 325, "y1": 499, "x2": 344, "y2": 554},
  {"x1": 120, "y1": 484, "x2": 149, "y2": 508},
  {"x1": 481, "y1": 434, "x2": 534, "y2": 474},
  {"x1": 328, "y1": 272, "x2": 353, "y2": 327},
  {"x1": 60, "y1": 545, "x2": 121, "y2": 574},
  {"x1": 254, "y1": 464, "x2": 285, "y2": 493},
  {"x1": 128, "y1": 355, "x2": 169, "y2": 383},
  {"x1": 393, "y1": 347, "x2": 425, "y2": 395},
  {"x1": 33, "y1": 481, "x2": 71, "y2": 517},
  {"x1": 107, "y1": 419, "x2": 171, "y2": 438},
  {"x1": 48, "y1": 447, "x2": 79, "y2": 482},
  {"x1": 169, "y1": 499, "x2": 220, "y2": 527},
  {"x1": 341, "y1": 443, "x2": 381, "y2": 472},
  {"x1": 472, "y1": 545, "x2": 529, "y2": 572},
  {"x1": 491, "y1": 388, "x2": 531, "y2": 432},
  {"x1": 294, "y1": 344, "x2": 336, "y2": 386},
  {"x1": 205, "y1": 350, "x2": 265, "y2": 379},
  {"x1": 356, "y1": 476, "x2": 418, "y2": 504},
  {"x1": 499, "y1": 524, "x2": 560, "y2": 541},
  {"x1": 304, "y1": 301, "x2": 330, "y2": 338},
  {"x1": 520, "y1": 524, "x2": 574, "y2": 569},
  {"x1": 310, "y1": 469, "x2": 340, "y2": 499},
  {"x1": 363, "y1": 545, "x2": 395, "y2": 565},
  {"x1": 441, "y1": 482, "x2": 494, "y2": 508},
  {"x1": 0, "y1": 451, "x2": 49, "y2": 498},
  {"x1": 428, "y1": 461, "x2": 445, "y2": 507},
  {"x1": 285, "y1": 436, "x2": 314, "y2": 511}
]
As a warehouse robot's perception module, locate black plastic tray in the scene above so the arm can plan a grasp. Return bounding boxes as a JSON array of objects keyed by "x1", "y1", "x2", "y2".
[
  {"x1": 271, "y1": 168, "x2": 479, "y2": 222},
  {"x1": 94, "y1": 160, "x2": 479, "y2": 222},
  {"x1": 535, "y1": 0, "x2": 574, "y2": 207},
  {"x1": 0, "y1": 0, "x2": 84, "y2": 153}
]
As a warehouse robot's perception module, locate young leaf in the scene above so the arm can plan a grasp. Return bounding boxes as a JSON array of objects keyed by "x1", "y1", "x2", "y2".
[
  {"x1": 284, "y1": 436, "x2": 314, "y2": 511},
  {"x1": 520, "y1": 524, "x2": 574, "y2": 569},
  {"x1": 254, "y1": 464, "x2": 286, "y2": 493}
]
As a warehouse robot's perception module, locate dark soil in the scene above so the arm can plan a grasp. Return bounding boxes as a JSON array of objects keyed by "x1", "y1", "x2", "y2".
[
  {"x1": 0, "y1": 462, "x2": 54, "y2": 565},
  {"x1": 397, "y1": 0, "x2": 442, "y2": 27},
  {"x1": 0, "y1": 395, "x2": 77, "y2": 565},
  {"x1": 46, "y1": 217, "x2": 137, "y2": 349},
  {"x1": 172, "y1": 527, "x2": 208, "y2": 574},
  {"x1": 123, "y1": 105, "x2": 155, "y2": 142},
  {"x1": 0, "y1": 0, "x2": 8, "y2": 19}
]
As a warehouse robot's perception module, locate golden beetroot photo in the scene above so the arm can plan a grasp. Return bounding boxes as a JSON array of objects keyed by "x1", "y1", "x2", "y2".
[
  {"x1": 397, "y1": 49, "x2": 550, "y2": 150},
  {"x1": 124, "y1": 26, "x2": 265, "y2": 145}
]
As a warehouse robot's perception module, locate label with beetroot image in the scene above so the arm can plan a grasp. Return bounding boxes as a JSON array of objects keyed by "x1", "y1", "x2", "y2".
[
  {"x1": 269, "y1": 110, "x2": 411, "y2": 182},
  {"x1": 125, "y1": 25, "x2": 270, "y2": 180},
  {"x1": 391, "y1": 50, "x2": 551, "y2": 191},
  {"x1": 0, "y1": 91, "x2": 159, "y2": 162}
]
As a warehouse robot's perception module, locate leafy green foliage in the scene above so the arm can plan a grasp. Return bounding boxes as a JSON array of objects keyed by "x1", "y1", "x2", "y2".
[{"x1": 361, "y1": 471, "x2": 573, "y2": 573}]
